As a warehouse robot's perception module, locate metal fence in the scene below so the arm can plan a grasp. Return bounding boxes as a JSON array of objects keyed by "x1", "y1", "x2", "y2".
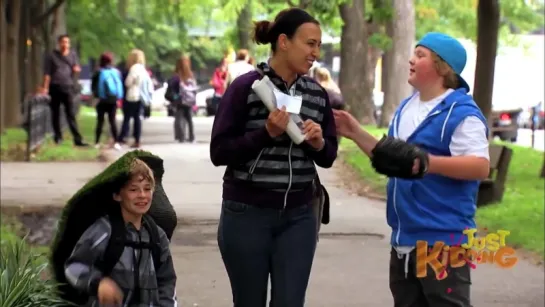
[{"x1": 22, "y1": 94, "x2": 68, "y2": 161}]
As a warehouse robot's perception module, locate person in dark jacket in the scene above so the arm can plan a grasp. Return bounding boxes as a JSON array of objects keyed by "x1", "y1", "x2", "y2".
[
  {"x1": 42, "y1": 34, "x2": 88, "y2": 146},
  {"x1": 210, "y1": 8, "x2": 337, "y2": 307},
  {"x1": 93, "y1": 52, "x2": 123, "y2": 150}
]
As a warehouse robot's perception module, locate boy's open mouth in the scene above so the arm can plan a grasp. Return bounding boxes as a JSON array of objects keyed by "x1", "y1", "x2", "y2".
[{"x1": 135, "y1": 202, "x2": 148, "y2": 207}]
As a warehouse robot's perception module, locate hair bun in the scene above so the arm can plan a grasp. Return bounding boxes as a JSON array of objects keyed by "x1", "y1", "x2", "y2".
[{"x1": 253, "y1": 20, "x2": 272, "y2": 44}]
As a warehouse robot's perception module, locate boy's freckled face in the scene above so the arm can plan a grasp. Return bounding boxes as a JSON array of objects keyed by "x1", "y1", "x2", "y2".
[
  {"x1": 114, "y1": 176, "x2": 153, "y2": 215},
  {"x1": 408, "y1": 46, "x2": 440, "y2": 88}
]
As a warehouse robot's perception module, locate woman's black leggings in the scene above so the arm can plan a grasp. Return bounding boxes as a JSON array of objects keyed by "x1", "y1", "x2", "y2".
[{"x1": 95, "y1": 100, "x2": 118, "y2": 144}]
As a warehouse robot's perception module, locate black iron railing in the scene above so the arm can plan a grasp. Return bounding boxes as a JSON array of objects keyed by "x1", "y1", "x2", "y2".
[{"x1": 22, "y1": 94, "x2": 67, "y2": 161}]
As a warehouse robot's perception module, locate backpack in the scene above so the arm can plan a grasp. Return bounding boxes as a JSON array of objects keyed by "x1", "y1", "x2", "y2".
[
  {"x1": 50, "y1": 150, "x2": 178, "y2": 306},
  {"x1": 102, "y1": 211, "x2": 162, "y2": 279},
  {"x1": 164, "y1": 76, "x2": 181, "y2": 105},
  {"x1": 102, "y1": 70, "x2": 119, "y2": 101},
  {"x1": 180, "y1": 80, "x2": 197, "y2": 107},
  {"x1": 59, "y1": 211, "x2": 163, "y2": 305}
]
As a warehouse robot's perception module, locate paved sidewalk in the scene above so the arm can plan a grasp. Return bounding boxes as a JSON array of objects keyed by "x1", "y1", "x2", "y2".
[{"x1": 0, "y1": 162, "x2": 106, "y2": 208}]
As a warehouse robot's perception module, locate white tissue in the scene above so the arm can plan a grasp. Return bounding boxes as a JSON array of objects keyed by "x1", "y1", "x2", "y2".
[{"x1": 251, "y1": 76, "x2": 306, "y2": 144}]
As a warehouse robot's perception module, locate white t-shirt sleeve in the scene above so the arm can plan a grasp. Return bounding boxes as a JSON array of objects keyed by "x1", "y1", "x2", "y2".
[{"x1": 449, "y1": 116, "x2": 490, "y2": 160}]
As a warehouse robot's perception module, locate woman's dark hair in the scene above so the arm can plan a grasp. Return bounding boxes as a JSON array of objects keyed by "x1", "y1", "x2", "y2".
[
  {"x1": 253, "y1": 8, "x2": 319, "y2": 52},
  {"x1": 99, "y1": 52, "x2": 114, "y2": 68}
]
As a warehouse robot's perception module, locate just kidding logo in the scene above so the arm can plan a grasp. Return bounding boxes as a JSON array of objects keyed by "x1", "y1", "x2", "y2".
[{"x1": 415, "y1": 228, "x2": 519, "y2": 280}]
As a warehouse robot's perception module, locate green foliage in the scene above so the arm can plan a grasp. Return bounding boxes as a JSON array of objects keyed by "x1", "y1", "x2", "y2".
[
  {"x1": 415, "y1": 0, "x2": 544, "y2": 44},
  {"x1": 66, "y1": 0, "x2": 544, "y2": 74},
  {"x1": 0, "y1": 227, "x2": 69, "y2": 307},
  {"x1": 67, "y1": 0, "x2": 216, "y2": 69}
]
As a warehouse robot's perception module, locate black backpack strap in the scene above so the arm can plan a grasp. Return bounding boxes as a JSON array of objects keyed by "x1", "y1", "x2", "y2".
[
  {"x1": 101, "y1": 213, "x2": 126, "y2": 276},
  {"x1": 142, "y1": 214, "x2": 163, "y2": 272}
]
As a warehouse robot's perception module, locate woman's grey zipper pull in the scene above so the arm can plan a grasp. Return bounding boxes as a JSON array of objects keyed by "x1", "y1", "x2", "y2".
[{"x1": 247, "y1": 148, "x2": 265, "y2": 181}]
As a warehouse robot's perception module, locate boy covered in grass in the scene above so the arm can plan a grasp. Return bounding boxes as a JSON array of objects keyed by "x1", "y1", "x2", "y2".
[
  {"x1": 334, "y1": 32, "x2": 490, "y2": 306},
  {"x1": 64, "y1": 158, "x2": 177, "y2": 306}
]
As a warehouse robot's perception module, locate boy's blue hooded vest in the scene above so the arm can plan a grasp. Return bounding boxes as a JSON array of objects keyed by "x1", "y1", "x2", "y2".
[{"x1": 386, "y1": 88, "x2": 488, "y2": 247}]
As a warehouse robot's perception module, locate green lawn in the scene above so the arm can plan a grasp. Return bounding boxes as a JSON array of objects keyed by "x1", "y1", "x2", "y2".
[
  {"x1": 340, "y1": 125, "x2": 545, "y2": 258},
  {"x1": 1, "y1": 111, "x2": 99, "y2": 162}
]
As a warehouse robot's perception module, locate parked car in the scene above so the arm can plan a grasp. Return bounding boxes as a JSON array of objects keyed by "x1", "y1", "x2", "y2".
[
  {"x1": 195, "y1": 85, "x2": 215, "y2": 116},
  {"x1": 151, "y1": 82, "x2": 169, "y2": 111},
  {"x1": 518, "y1": 102, "x2": 544, "y2": 129},
  {"x1": 490, "y1": 109, "x2": 521, "y2": 142},
  {"x1": 78, "y1": 79, "x2": 92, "y2": 106}
]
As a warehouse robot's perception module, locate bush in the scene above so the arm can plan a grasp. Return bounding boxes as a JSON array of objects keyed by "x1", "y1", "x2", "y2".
[{"x1": 0, "y1": 226, "x2": 70, "y2": 307}]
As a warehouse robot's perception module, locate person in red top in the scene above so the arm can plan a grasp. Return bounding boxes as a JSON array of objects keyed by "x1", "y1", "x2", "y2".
[{"x1": 210, "y1": 59, "x2": 228, "y2": 112}]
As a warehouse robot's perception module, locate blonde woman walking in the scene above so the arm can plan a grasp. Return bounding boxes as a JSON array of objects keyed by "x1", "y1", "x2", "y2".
[
  {"x1": 118, "y1": 49, "x2": 152, "y2": 148},
  {"x1": 314, "y1": 67, "x2": 345, "y2": 110}
]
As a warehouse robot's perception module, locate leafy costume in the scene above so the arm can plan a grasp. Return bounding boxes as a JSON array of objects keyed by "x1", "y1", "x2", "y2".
[{"x1": 50, "y1": 150, "x2": 177, "y2": 304}]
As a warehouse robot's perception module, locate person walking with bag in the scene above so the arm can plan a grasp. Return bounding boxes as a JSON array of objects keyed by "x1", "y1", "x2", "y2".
[
  {"x1": 165, "y1": 55, "x2": 197, "y2": 143},
  {"x1": 210, "y1": 58, "x2": 228, "y2": 113},
  {"x1": 94, "y1": 52, "x2": 123, "y2": 149},
  {"x1": 118, "y1": 49, "x2": 150, "y2": 148},
  {"x1": 210, "y1": 8, "x2": 337, "y2": 307},
  {"x1": 42, "y1": 34, "x2": 88, "y2": 147}
]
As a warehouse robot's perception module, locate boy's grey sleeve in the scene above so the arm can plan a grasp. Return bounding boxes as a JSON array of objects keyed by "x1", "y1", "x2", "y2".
[
  {"x1": 64, "y1": 218, "x2": 111, "y2": 295},
  {"x1": 156, "y1": 227, "x2": 178, "y2": 306}
]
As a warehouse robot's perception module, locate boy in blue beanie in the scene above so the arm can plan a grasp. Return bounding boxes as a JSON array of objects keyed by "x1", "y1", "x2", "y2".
[{"x1": 334, "y1": 32, "x2": 490, "y2": 306}]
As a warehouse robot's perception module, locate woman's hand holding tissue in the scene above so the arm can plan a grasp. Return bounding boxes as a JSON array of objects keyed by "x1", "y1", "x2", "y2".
[
  {"x1": 303, "y1": 119, "x2": 325, "y2": 151},
  {"x1": 266, "y1": 106, "x2": 290, "y2": 138}
]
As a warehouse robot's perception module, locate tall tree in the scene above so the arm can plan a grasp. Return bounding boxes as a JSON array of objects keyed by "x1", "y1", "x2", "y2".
[
  {"x1": 473, "y1": 0, "x2": 500, "y2": 124},
  {"x1": 0, "y1": 0, "x2": 66, "y2": 132},
  {"x1": 4, "y1": 0, "x2": 22, "y2": 129},
  {"x1": 338, "y1": 0, "x2": 375, "y2": 124},
  {"x1": 236, "y1": 0, "x2": 253, "y2": 50},
  {"x1": 379, "y1": 0, "x2": 415, "y2": 127}
]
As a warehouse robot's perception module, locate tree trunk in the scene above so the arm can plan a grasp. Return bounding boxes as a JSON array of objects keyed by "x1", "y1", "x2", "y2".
[
  {"x1": 366, "y1": 44, "x2": 382, "y2": 117},
  {"x1": 118, "y1": 0, "x2": 128, "y2": 18},
  {"x1": 473, "y1": 0, "x2": 500, "y2": 128},
  {"x1": 30, "y1": 2, "x2": 44, "y2": 92},
  {"x1": 0, "y1": 1, "x2": 8, "y2": 133},
  {"x1": 379, "y1": 0, "x2": 415, "y2": 128},
  {"x1": 338, "y1": 0, "x2": 376, "y2": 124},
  {"x1": 50, "y1": 0, "x2": 67, "y2": 48},
  {"x1": 236, "y1": 0, "x2": 252, "y2": 51},
  {"x1": 19, "y1": 3, "x2": 29, "y2": 97},
  {"x1": 5, "y1": 0, "x2": 23, "y2": 129},
  {"x1": 381, "y1": 52, "x2": 390, "y2": 93}
]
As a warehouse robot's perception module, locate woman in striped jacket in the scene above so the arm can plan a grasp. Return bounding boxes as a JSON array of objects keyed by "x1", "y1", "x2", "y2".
[{"x1": 210, "y1": 8, "x2": 338, "y2": 307}]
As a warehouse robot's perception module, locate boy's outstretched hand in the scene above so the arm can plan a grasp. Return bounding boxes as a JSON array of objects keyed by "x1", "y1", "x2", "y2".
[
  {"x1": 98, "y1": 277, "x2": 123, "y2": 305},
  {"x1": 333, "y1": 109, "x2": 361, "y2": 139}
]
